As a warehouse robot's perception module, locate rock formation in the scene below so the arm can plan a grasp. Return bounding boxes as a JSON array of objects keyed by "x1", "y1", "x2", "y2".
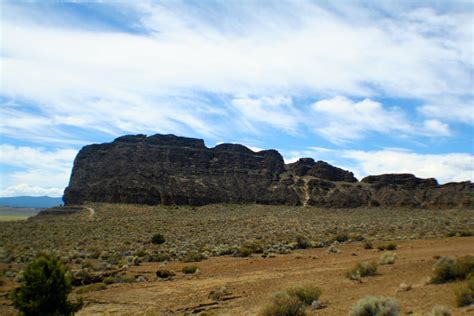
[{"x1": 63, "y1": 134, "x2": 473, "y2": 209}]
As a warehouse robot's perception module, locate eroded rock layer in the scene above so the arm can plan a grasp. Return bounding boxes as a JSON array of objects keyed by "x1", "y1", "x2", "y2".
[{"x1": 64, "y1": 134, "x2": 473, "y2": 208}]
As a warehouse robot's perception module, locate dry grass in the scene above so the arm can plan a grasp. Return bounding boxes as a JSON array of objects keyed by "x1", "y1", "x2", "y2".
[{"x1": 0, "y1": 203, "x2": 472, "y2": 271}]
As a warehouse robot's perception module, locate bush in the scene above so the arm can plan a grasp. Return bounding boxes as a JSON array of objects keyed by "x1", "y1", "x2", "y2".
[
  {"x1": 151, "y1": 234, "x2": 165, "y2": 245},
  {"x1": 10, "y1": 253, "x2": 83, "y2": 315},
  {"x1": 286, "y1": 284, "x2": 322, "y2": 305},
  {"x1": 431, "y1": 255, "x2": 474, "y2": 284},
  {"x1": 377, "y1": 243, "x2": 397, "y2": 251},
  {"x1": 260, "y1": 283, "x2": 322, "y2": 315},
  {"x1": 183, "y1": 251, "x2": 205, "y2": 262},
  {"x1": 364, "y1": 241, "x2": 373, "y2": 249},
  {"x1": 447, "y1": 230, "x2": 473, "y2": 237},
  {"x1": 346, "y1": 261, "x2": 378, "y2": 280},
  {"x1": 260, "y1": 292, "x2": 306, "y2": 316},
  {"x1": 146, "y1": 252, "x2": 170, "y2": 263},
  {"x1": 455, "y1": 275, "x2": 474, "y2": 307},
  {"x1": 385, "y1": 243, "x2": 397, "y2": 251},
  {"x1": 208, "y1": 285, "x2": 232, "y2": 301},
  {"x1": 295, "y1": 236, "x2": 311, "y2": 249},
  {"x1": 156, "y1": 269, "x2": 175, "y2": 279},
  {"x1": 351, "y1": 296, "x2": 400, "y2": 316},
  {"x1": 237, "y1": 246, "x2": 254, "y2": 257},
  {"x1": 182, "y1": 265, "x2": 199, "y2": 274},
  {"x1": 379, "y1": 252, "x2": 397, "y2": 265},
  {"x1": 334, "y1": 233, "x2": 349, "y2": 243},
  {"x1": 352, "y1": 235, "x2": 366, "y2": 242},
  {"x1": 236, "y1": 240, "x2": 264, "y2": 257}
]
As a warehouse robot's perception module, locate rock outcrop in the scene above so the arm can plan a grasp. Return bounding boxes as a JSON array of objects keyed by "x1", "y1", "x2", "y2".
[{"x1": 64, "y1": 134, "x2": 473, "y2": 209}]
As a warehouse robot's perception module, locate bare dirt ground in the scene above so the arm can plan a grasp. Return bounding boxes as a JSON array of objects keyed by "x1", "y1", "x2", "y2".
[{"x1": 70, "y1": 237, "x2": 473, "y2": 315}]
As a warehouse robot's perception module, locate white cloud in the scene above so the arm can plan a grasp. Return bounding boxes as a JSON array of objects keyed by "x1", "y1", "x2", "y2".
[
  {"x1": 0, "y1": 2, "x2": 472, "y2": 196},
  {"x1": 282, "y1": 147, "x2": 473, "y2": 184},
  {"x1": 418, "y1": 98, "x2": 474, "y2": 125},
  {"x1": 422, "y1": 119, "x2": 451, "y2": 136},
  {"x1": 0, "y1": 144, "x2": 76, "y2": 170},
  {"x1": 0, "y1": 1, "x2": 472, "y2": 146},
  {"x1": 231, "y1": 95, "x2": 301, "y2": 134},
  {"x1": 0, "y1": 145, "x2": 77, "y2": 197},
  {"x1": 343, "y1": 150, "x2": 473, "y2": 183},
  {"x1": 309, "y1": 97, "x2": 455, "y2": 143},
  {"x1": 0, "y1": 184, "x2": 64, "y2": 198},
  {"x1": 310, "y1": 96, "x2": 412, "y2": 143}
]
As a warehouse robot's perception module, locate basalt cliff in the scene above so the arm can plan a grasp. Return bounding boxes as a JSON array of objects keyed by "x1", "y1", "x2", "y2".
[{"x1": 63, "y1": 134, "x2": 473, "y2": 209}]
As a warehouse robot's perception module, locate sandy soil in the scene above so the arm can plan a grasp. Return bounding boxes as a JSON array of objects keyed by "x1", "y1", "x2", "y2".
[{"x1": 66, "y1": 237, "x2": 474, "y2": 315}]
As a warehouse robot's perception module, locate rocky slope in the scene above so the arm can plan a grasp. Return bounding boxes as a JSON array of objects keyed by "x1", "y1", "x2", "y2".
[{"x1": 63, "y1": 134, "x2": 473, "y2": 208}]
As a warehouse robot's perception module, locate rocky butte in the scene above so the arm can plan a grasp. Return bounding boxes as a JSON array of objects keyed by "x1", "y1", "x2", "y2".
[{"x1": 64, "y1": 134, "x2": 473, "y2": 209}]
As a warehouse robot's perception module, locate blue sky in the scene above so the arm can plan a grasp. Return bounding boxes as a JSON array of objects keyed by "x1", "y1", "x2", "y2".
[{"x1": 0, "y1": 0, "x2": 473, "y2": 197}]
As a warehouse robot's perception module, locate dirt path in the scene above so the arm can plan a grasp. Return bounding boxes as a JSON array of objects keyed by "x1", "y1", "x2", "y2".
[
  {"x1": 76, "y1": 237, "x2": 474, "y2": 315},
  {"x1": 85, "y1": 207, "x2": 95, "y2": 220}
]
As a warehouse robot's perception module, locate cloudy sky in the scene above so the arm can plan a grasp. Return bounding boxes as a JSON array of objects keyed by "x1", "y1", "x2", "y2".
[{"x1": 1, "y1": 0, "x2": 473, "y2": 197}]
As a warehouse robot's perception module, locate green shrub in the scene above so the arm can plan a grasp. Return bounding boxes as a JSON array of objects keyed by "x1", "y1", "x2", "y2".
[
  {"x1": 236, "y1": 240, "x2": 264, "y2": 257},
  {"x1": 156, "y1": 269, "x2": 175, "y2": 279},
  {"x1": 455, "y1": 275, "x2": 474, "y2": 307},
  {"x1": 10, "y1": 253, "x2": 83, "y2": 315},
  {"x1": 102, "y1": 276, "x2": 117, "y2": 285},
  {"x1": 208, "y1": 285, "x2": 232, "y2": 301},
  {"x1": 146, "y1": 252, "x2": 170, "y2": 262},
  {"x1": 334, "y1": 233, "x2": 349, "y2": 243},
  {"x1": 385, "y1": 243, "x2": 397, "y2": 251},
  {"x1": 447, "y1": 230, "x2": 473, "y2": 237},
  {"x1": 134, "y1": 249, "x2": 148, "y2": 257},
  {"x1": 346, "y1": 261, "x2": 378, "y2": 280},
  {"x1": 260, "y1": 292, "x2": 306, "y2": 316},
  {"x1": 377, "y1": 243, "x2": 397, "y2": 251},
  {"x1": 183, "y1": 251, "x2": 205, "y2": 262},
  {"x1": 363, "y1": 241, "x2": 373, "y2": 249},
  {"x1": 351, "y1": 235, "x2": 366, "y2": 242},
  {"x1": 260, "y1": 283, "x2": 322, "y2": 315},
  {"x1": 151, "y1": 234, "x2": 165, "y2": 245},
  {"x1": 379, "y1": 252, "x2": 397, "y2": 265},
  {"x1": 182, "y1": 265, "x2": 199, "y2": 274},
  {"x1": 295, "y1": 236, "x2": 311, "y2": 249},
  {"x1": 237, "y1": 246, "x2": 254, "y2": 257},
  {"x1": 431, "y1": 255, "x2": 474, "y2": 284},
  {"x1": 286, "y1": 284, "x2": 322, "y2": 305},
  {"x1": 351, "y1": 296, "x2": 400, "y2": 316}
]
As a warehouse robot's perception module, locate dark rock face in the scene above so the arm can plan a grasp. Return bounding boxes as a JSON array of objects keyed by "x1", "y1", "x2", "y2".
[
  {"x1": 361, "y1": 174, "x2": 438, "y2": 189},
  {"x1": 286, "y1": 158, "x2": 357, "y2": 182},
  {"x1": 64, "y1": 134, "x2": 473, "y2": 209},
  {"x1": 64, "y1": 134, "x2": 288, "y2": 206}
]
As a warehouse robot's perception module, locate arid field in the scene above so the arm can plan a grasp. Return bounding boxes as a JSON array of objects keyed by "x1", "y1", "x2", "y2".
[{"x1": 0, "y1": 204, "x2": 473, "y2": 315}]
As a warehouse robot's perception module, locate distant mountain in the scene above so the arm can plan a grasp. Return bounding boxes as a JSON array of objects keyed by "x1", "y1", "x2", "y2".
[{"x1": 0, "y1": 196, "x2": 63, "y2": 208}]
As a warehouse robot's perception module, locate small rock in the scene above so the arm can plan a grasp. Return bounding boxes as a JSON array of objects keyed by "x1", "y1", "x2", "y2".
[
  {"x1": 311, "y1": 300, "x2": 321, "y2": 310},
  {"x1": 328, "y1": 245, "x2": 341, "y2": 254},
  {"x1": 398, "y1": 282, "x2": 412, "y2": 292}
]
